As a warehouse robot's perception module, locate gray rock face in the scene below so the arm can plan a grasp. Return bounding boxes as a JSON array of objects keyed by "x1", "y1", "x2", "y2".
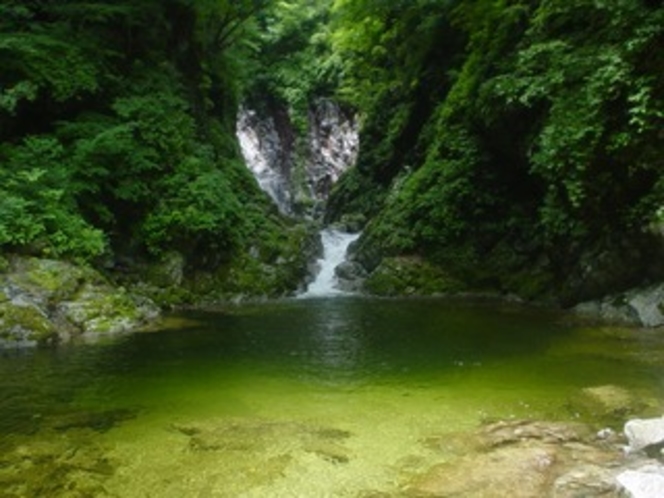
[
  {"x1": 627, "y1": 284, "x2": 664, "y2": 327},
  {"x1": 236, "y1": 106, "x2": 294, "y2": 214},
  {"x1": 306, "y1": 99, "x2": 359, "y2": 201},
  {"x1": 574, "y1": 283, "x2": 664, "y2": 327},
  {"x1": 237, "y1": 100, "x2": 358, "y2": 215},
  {"x1": 0, "y1": 256, "x2": 159, "y2": 347},
  {"x1": 334, "y1": 261, "x2": 367, "y2": 293}
]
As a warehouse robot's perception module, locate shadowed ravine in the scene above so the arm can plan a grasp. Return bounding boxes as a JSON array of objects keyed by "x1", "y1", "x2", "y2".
[{"x1": 1, "y1": 298, "x2": 663, "y2": 496}]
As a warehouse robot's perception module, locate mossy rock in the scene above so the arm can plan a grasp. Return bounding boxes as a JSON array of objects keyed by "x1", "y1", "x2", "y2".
[
  {"x1": 364, "y1": 256, "x2": 467, "y2": 296},
  {"x1": 59, "y1": 284, "x2": 153, "y2": 334},
  {"x1": 8, "y1": 257, "x2": 102, "y2": 304},
  {"x1": 0, "y1": 302, "x2": 58, "y2": 346},
  {"x1": 138, "y1": 284, "x2": 194, "y2": 309}
]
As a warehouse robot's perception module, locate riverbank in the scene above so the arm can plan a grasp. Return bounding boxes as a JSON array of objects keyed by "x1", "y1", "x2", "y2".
[
  {"x1": 3, "y1": 248, "x2": 664, "y2": 348},
  {"x1": 0, "y1": 255, "x2": 159, "y2": 348}
]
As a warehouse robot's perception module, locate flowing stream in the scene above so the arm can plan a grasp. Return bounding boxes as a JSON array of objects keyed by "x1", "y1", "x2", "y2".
[
  {"x1": 300, "y1": 229, "x2": 360, "y2": 298},
  {"x1": 1, "y1": 299, "x2": 664, "y2": 496}
]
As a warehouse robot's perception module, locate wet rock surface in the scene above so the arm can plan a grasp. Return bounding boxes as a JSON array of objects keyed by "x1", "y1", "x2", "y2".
[{"x1": 237, "y1": 99, "x2": 358, "y2": 216}]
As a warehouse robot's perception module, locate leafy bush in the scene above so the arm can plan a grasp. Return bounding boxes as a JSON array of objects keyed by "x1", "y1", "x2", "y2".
[{"x1": 0, "y1": 137, "x2": 106, "y2": 259}]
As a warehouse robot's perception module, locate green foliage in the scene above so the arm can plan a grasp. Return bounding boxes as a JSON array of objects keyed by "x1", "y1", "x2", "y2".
[
  {"x1": 0, "y1": 32, "x2": 100, "y2": 112},
  {"x1": 244, "y1": 0, "x2": 339, "y2": 131},
  {"x1": 364, "y1": 256, "x2": 467, "y2": 297},
  {"x1": 0, "y1": 0, "x2": 302, "y2": 288},
  {"x1": 0, "y1": 137, "x2": 106, "y2": 259},
  {"x1": 331, "y1": 0, "x2": 664, "y2": 300},
  {"x1": 142, "y1": 157, "x2": 245, "y2": 261},
  {"x1": 482, "y1": 0, "x2": 664, "y2": 240}
]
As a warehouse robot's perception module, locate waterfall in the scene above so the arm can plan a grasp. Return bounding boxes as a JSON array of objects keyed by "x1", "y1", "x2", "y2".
[
  {"x1": 237, "y1": 101, "x2": 362, "y2": 297},
  {"x1": 299, "y1": 229, "x2": 360, "y2": 298}
]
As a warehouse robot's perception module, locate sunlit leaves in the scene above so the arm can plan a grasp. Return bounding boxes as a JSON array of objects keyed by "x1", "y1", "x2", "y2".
[{"x1": 0, "y1": 137, "x2": 106, "y2": 258}]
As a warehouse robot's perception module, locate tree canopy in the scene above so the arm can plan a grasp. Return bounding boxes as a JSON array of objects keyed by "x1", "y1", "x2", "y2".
[{"x1": 0, "y1": 0, "x2": 277, "y2": 264}]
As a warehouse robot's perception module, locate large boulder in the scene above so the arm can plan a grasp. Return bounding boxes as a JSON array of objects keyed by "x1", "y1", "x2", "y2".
[
  {"x1": 618, "y1": 465, "x2": 664, "y2": 498},
  {"x1": 624, "y1": 417, "x2": 664, "y2": 454},
  {"x1": 0, "y1": 299, "x2": 57, "y2": 347},
  {"x1": 0, "y1": 256, "x2": 159, "y2": 347},
  {"x1": 334, "y1": 261, "x2": 368, "y2": 293},
  {"x1": 627, "y1": 285, "x2": 664, "y2": 327},
  {"x1": 574, "y1": 283, "x2": 664, "y2": 327}
]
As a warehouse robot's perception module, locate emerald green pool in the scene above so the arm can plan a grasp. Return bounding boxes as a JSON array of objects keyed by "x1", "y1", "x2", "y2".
[{"x1": 1, "y1": 297, "x2": 663, "y2": 497}]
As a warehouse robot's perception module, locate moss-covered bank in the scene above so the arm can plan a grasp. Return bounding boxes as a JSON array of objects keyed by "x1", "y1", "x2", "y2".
[{"x1": 0, "y1": 256, "x2": 159, "y2": 348}]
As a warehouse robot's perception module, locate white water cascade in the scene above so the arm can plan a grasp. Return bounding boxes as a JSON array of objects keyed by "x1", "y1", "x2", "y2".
[{"x1": 300, "y1": 229, "x2": 361, "y2": 298}]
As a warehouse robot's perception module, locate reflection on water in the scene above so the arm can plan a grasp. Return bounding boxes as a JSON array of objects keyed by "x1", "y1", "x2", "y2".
[
  {"x1": 0, "y1": 297, "x2": 663, "y2": 497},
  {"x1": 309, "y1": 303, "x2": 362, "y2": 374}
]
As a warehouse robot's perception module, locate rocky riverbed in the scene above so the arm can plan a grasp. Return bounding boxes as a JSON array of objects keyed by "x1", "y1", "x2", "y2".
[{"x1": 2, "y1": 411, "x2": 663, "y2": 497}]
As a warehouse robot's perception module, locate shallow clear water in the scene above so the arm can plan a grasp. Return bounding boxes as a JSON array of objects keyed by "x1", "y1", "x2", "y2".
[{"x1": 1, "y1": 297, "x2": 663, "y2": 497}]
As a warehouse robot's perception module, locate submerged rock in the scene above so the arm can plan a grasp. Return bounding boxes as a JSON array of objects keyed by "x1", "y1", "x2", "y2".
[
  {"x1": 0, "y1": 429, "x2": 116, "y2": 497},
  {"x1": 478, "y1": 419, "x2": 591, "y2": 448},
  {"x1": 568, "y1": 385, "x2": 651, "y2": 423},
  {"x1": 409, "y1": 419, "x2": 625, "y2": 498},
  {"x1": 408, "y1": 443, "x2": 557, "y2": 497}
]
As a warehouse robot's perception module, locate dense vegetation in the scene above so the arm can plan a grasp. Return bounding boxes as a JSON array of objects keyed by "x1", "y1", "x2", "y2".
[
  {"x1": 326, "y1": 0, "x2": 664, "y2": 302},
  {"x1": 2, "y1": 0, "x2": 663, "y2": 303},
  {"x1": 0, "y1": 0, "x2": 315, "y2": 299}
]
